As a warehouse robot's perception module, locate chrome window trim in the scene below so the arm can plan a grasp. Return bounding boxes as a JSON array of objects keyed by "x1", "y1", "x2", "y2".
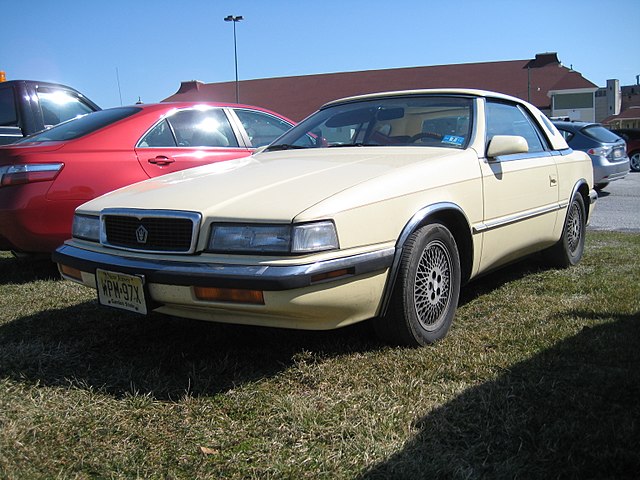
[
  {"x1": 485, "y1": 151, "x2": 554, "y2": 163},
  {"x1": 100, "y1": 208, "x2": 202, "y2": 254}
]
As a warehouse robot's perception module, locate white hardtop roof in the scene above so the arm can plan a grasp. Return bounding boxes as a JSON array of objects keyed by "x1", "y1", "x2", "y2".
[{"x1": 322, "y1": 89, "x2": 527, "y2": 109}]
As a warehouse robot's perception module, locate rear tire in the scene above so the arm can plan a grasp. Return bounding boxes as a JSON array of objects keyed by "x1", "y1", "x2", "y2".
[
  {"x1": 374, "y1": 223, "x2": 461, "y2": 347},
  {"x1": 547, "y1": 192, "x2": 586, "y2": 268}
]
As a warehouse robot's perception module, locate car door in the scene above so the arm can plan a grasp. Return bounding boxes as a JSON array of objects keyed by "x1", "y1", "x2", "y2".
[
  {"x1": 478, "y1": 99, "x2": 560, "y2": 271},
  {"x1": 134, "y1": 107, "x2": 252, "y2": 178}
]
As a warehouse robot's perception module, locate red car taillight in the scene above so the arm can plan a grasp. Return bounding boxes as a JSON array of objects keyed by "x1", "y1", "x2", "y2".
[{"x1": 0, "y1": 163, "x2": 64, "y2": 186}]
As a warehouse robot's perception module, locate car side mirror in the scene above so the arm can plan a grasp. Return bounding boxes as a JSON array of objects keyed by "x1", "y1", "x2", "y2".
[{"x1": 486, "y1": 135, "x2": 529, "y2": 159}]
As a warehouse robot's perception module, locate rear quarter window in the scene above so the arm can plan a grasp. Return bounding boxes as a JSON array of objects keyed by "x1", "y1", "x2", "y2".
[{"x1": 17, "y1": 107, "x2": 140, "y2": 142}]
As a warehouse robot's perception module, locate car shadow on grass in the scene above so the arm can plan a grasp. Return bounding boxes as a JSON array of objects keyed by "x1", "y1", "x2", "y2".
[
  {"x1": 0, "y1": 298, "x2": 383, "y2": 400},
  {"x1": 358, "y1": 310, "x2": 640, "y2": 479},
  {"x1": 458, "y1": 253, "x2": 552, "y2": 305},
  {"x1": 0, "y1": 253, "x2": 60, "y2": 285},
  {"x1": 0, "y1": 255, "x2": 560, "y2": 401}
]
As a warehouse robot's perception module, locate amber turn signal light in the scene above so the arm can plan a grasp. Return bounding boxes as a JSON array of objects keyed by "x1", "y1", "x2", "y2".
[
  {"x1": 194, "y1": 286, "x2": 265, "y2": 305},
  {"x1": 310, "y1": 268, "x2": 351, "y2": 284},
  {"x1": 59, "y1": 264, "x2": 83, "y2": 281}
]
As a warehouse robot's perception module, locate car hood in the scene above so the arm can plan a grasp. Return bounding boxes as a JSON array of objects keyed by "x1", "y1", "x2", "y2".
[{"x1": 79, "y1": 147, "x2": 466, "y2": 222}]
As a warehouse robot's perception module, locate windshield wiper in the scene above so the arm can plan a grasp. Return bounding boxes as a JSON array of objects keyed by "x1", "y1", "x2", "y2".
[
  {"x1": 264, "y1": 144, "x2": 309, "y2": 152},
  {"x1": 328, "y1": 142, "x2": 380, "y2": 148}
]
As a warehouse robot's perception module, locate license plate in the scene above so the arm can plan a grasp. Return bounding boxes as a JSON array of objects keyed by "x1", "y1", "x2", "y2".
[{"x1": 96, "y1": 269, "x2": 147, "y2": 314}]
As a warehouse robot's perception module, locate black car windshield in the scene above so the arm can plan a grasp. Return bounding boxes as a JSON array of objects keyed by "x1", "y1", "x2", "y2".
[
  {"x1": 267, "y1": 96, "x2": 473, "y2": 150},
  {"x1": 16, "y1": 107, "x2": 141, "y2": 143}
]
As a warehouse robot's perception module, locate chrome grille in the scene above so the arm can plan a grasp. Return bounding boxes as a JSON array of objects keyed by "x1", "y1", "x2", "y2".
[{"x1": 101, "y1": 209, "x2": 201, "y2": 254}]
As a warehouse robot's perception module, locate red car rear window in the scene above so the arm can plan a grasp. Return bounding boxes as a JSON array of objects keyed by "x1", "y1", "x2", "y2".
[{"x1": 17, "y1": 107, "x2": 141, "y2": 143}]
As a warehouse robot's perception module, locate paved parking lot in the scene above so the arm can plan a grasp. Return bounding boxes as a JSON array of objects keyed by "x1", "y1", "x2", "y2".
[{"x1": 588, "y1": 171, "x2": 639, "y2": 233}]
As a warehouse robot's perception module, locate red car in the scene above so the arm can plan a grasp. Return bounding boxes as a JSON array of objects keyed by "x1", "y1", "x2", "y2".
[
  {"x1": 0, "y1": 102, "x2": 294, "y2": 254},
  {"x1": 611, "y1": 129, "x2": 640, "y2": 172}
]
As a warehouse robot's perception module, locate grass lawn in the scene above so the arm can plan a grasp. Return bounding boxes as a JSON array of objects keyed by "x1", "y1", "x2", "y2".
[{"x1": 0, "y1": 231, "x2": 638, "y2": 479}]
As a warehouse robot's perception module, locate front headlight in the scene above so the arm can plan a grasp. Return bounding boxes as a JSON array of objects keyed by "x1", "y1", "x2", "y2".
[
  {"x1": 209, "y1": 224, "x2": 291, "y2": 253},
  {"x1": 208, "y1": 221, "x2": 339, "y2": 254},
  {"x1": 72, "y1": 214, "x2": 100, "y2": 242}
]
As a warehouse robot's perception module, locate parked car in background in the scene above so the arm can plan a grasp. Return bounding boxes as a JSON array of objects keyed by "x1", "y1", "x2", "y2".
[
  {"x1": 610, "y1": 128, "x2": 640, "y2": 172},
  {"x1": 0, "y1": 102, "x2": 294, "y2": 254},
  {"x1": 54, "y1": 89, "x2": 596, "y2": 347},
  {"x1": 0, "y1": 79, "x2": 100, "y2": 145},
  {"x1": 553, "y1": 120, "x2": 629, "y2": 189}
]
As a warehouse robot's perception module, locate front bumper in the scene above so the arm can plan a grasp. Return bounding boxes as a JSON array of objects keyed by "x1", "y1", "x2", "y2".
[
  {"x1": 53, "y1": 243, "x2": 395, "y2": 329},
  {"x1": 53, "y1": 244, "x2": 394, "y2": 291}
]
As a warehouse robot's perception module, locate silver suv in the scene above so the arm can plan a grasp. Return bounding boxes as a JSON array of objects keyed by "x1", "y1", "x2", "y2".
[{"x1": 553, "y1": 121, "x2": 629, "y2": 189}]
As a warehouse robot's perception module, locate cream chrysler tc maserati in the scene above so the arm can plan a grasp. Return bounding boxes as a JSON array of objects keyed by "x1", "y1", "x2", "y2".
[{"x1": 54, "y1": 89, "x2": 596, "y2": 346}]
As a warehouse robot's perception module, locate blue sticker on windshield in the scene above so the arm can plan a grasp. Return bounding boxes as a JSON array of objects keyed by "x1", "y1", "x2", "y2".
[{"x1": 442, "y1": 135, "x2": 465, "y2": 146}]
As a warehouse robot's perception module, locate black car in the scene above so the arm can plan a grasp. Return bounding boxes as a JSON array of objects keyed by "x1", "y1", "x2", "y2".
[
  {"x1": 553, "y1": 121, "x2": 629, "y2": 189},
  {"x1": 0, "y1": 80, "x2": 100, "y2": 145}
]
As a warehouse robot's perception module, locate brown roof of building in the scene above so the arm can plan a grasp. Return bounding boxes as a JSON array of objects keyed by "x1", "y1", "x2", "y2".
[
  {"x1": 164, "y1": 52, "x2": 598, "y2": 121},
  {"x1": 602, "y1": 106, "x2": 640, "y2": 124}
]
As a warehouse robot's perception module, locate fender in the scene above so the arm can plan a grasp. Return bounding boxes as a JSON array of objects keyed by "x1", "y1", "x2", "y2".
[
  {"x1": 377, "y1": 202, "x2": 473, "y2": 317},
  {"x1": 564, "y1": 179, "x2": 597, "y2": 221}
]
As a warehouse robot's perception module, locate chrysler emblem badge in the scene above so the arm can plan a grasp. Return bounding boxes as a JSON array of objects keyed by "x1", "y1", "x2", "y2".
[{"x1": 136, "y1": 225, "x2": 149, "y2": 244}]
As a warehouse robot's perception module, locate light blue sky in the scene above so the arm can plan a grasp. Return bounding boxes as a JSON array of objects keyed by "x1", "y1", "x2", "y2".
[{"x1": 2, "y1": 0, "x2": 638, "y2": 108}]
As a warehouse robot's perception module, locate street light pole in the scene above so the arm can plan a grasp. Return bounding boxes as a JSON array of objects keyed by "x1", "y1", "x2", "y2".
[{"x1": 224, "y1": 14, "x2": 243, "y2": 103}]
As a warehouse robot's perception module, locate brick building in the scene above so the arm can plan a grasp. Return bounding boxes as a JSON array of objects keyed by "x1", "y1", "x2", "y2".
[{"x1": 164, "y1": 52, "x2": 598, "y2": 122}]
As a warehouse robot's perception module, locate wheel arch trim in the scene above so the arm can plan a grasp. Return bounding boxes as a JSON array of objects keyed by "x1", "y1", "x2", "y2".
[
  {"x1": 378, "y1": 202, "x2": 473, "y2": 317},
  {"x1": 568, "y1": 178, "x2": 596, "y2": 219}
]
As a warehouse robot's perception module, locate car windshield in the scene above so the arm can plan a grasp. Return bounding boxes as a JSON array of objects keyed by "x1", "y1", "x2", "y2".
[
  {"x1": 16, "y1": 107, "x2": 141, "y2": 143},
  {"x1": 267, "y1": 96, "x2": 473, "y2": 150},
  {"x1": 581, "y1": 125, "x2": 622, "y2": 144}
]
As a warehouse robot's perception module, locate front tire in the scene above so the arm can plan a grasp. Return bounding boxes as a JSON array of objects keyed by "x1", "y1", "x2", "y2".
[{"x1": 375, "y1": 223, "x2": 461, "y2": 346}]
